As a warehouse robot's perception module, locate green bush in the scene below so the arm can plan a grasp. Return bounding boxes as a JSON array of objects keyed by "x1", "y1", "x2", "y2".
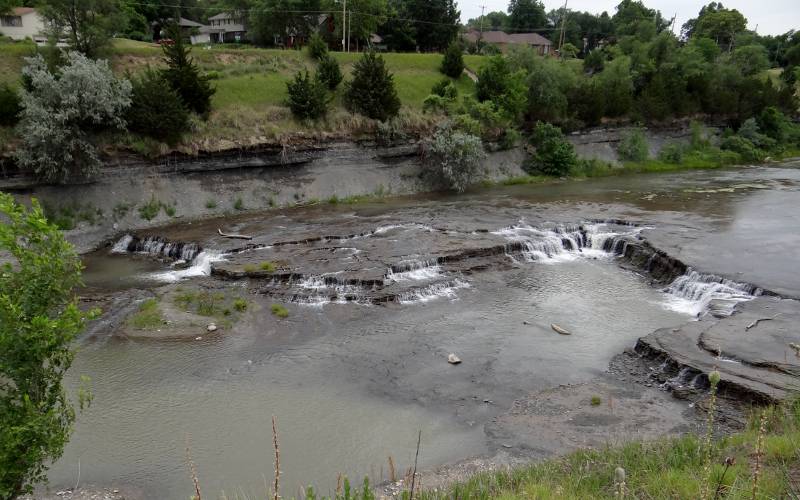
[
  {"x1": 126, "y1": 69, "x2": 190, "y2": 146},
  {"x1": 440, "y1": 41, "x2": 464, "y2": 78},
  {"x1": 0, "y1": 83, "x2": 22, "y2": 127},
  {"x1": 618, "y1": 128, "x2": 649, "y2": 162},
  {"x1": 524, "y1": 122, "x2": 577, "y2": 177},
  {"x1": 720, "y1": 135, "x2": 763, "y2": 162},
  {"x1": 317, "y1": 55, "x2": 342, "y2": 90},
  {"x1": 423, "y1": 124, "x2": 486, "y2": 192},
  {"x1": 307, "y1": 32, "x2": 328, "y2": 60},
  {"x1": 422, "y1": 94, "x2": 449, "y2": 113},
  {"x1": 344, "y1": 51, "x2": 401, "y2": 121},
  {"x1": 431, "y1": 78, "x2": 458, "y2": 100},
  {"x1": 160, "y1": 25, "x2": 215, "y2": 116},
  {"x1": 286, "y1": 70, "x2": 328, "y2": 120},
  {"x1": 583, "y1": 49, "x2": 605, "y2": 74},
  {"x1": 657, "y1": 142, "x2": 684, "y2": 164}
]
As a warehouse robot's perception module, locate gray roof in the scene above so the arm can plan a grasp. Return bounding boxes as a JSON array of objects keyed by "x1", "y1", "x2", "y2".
[
  {"x1": 463, "y1": 29, "x2": 551, "y2": 46},
  {"x1": 208, "y1": 12, "x2": 234, "y2": 21}
]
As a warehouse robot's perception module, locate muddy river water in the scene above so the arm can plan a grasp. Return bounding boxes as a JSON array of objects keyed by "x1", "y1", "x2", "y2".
[{"x1": 45, "y1": 162, "x2": 800, "y2": 498}]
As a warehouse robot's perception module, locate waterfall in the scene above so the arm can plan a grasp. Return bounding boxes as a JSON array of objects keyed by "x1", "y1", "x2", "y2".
[
  {"x1": 662, "y1": 269, "x2": 759, "y2": 317},
  {"x1": 492, "y1": 222, "x2": 635, "y2": 263},
  {"x1": 110, "y1": 234, "x2": 202, "y2": 262},
  {"x1": 386, "y1": 259, "x2": 442, "y2": 281},
  {"x1": 149, "y1": 251, "x2": 225, "y2": 282},
  {"x1": 397, "y1": 279, "x2": 470, "y2": 304}
]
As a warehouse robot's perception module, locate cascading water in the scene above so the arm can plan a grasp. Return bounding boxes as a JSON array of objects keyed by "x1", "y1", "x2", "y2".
[
  {"x1": 386, "y1": 259, "x2": 443, "y2": 282},
  {"x1": 661, "y1": 269, "x2": 760, "y2": 317},
  {"x1": 110, "y1": 234, "x2": 223, "y2": 282}
]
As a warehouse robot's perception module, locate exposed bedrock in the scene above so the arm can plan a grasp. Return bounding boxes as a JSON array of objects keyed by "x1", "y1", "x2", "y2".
[{"x1": 636, "y1": 296, "x2": 800, "y2": 403}]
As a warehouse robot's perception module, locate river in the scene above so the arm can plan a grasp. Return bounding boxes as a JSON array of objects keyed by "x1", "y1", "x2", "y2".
[{"x1": 45, "y1": 161, "x2": 800, "y2": 499}]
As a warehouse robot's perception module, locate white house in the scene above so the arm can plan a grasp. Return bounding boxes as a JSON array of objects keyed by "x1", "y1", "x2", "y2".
[{"x1": 0, "y1": 7, "x2": 47, "y2": 43}]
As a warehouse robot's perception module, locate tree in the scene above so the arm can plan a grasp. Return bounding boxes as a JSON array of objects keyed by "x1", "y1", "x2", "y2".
[
  {"x1": 15, "y1": 53, "x2": 131, "y2": 183},
  {"x1": 317, "y1": 55, "x2": 343, "y2": 90},
  {"x1": 732, "y1": 44, "x2": 769, "y2": 76},
  {"x1": 525, "y1": 121, "x2": 576, "y2": 176},
  {"x1": 423, "y1": 124, "x2": 486, "y2": 192},
  {"x1": 330, "y1": 0, "x2": 387, "y2": 50},
  {"x1": 0, "y1": 84, "x2": 21, "y2": 127},
  {"x1": 400, "y1": 0, "x2": 459, "y2": 51},
  {"x1": 0, "y1": 0, "x2": 17, "y2": 15},
  {"x1": 465, "y1": 11, "x2": 508, "y2": 31},
  {"x1": 39, "y1": 0, "x2": 126, "y2": 58},
  {"x1": 344, "y1": 51, "x2": 400, "y2": 121},
  {"x1": 440, "y1": 41, "x2": 464, "y2": 78},
  {"x1": 507, "y1": 0, "x2": 546, "y2": 32},
  {"x1": 0, "y1": 194, "x2": 92, "y2": 498},
  {"x1": 126, "y1": 69, "x2": 190, "y2": 145},
  {"x1": 286, "y1": 70, "x2": 328, "y2": 120},
  {"x1": 249, "y1": 0, "x2": 321, "y2": 47},
  {"x1": 691, "y1": 3, "x2": 747, "y2": 51},
  {"x1": 611, "y1": 0, "x2": 668, "y2": 38},
  {"x1": 307, "y1": 32, "x2": 328, "y2": 60},
  {"x1": 160, "y1": 23, "x2": 215, "y2": 116}
]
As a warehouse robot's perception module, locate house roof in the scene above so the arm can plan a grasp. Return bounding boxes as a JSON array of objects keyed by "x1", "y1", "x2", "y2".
[
  {"x1": 178, "y1": 17, "x2": 203, "y2": 28},
  {"x1": 208, "y1": 12, "x2": 234, "y2": 21},
  {"x1": 463, "y1": 29, "x2": 551, "y2": 46},
  {"x1": 11, "y1": 7, "x2": 37, "y2": 15}
]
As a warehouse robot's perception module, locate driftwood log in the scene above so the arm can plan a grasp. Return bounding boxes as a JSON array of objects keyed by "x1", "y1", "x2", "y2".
[
  {"x1": 551, "y1": 323, "x2": 571, "y2": 335},
  {"x1": 745, "y1": 314, "x2": 781, "y2": 331},
  {"x1": 218, "y1": 228, "x2": 253, "y2": 240}
]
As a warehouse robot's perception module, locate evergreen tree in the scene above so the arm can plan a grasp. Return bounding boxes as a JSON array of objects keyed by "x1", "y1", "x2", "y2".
[
  {"x1": 344, "y1": 51, "x2": 400, "y2": 121},
  {"x1": 440, "y1": 41, "x2": 464, "y2": 78},
  {"x1": 160, "y1": 23, "x2": 215, "y2": 116},
  {"x1": 286, "y1": 70, "x2": 328, "y2": 120},
  {"x1": 126, "y1": 69, "x2": 190, "y2": 145},
  {"x1": 317, "y1": 55, "x2": 343, "y2": 90}
]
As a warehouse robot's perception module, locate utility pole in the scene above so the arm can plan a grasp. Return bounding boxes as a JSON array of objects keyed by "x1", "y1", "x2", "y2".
[
  {"x1": 478, "y1": 4, "x2": 486, "y2": 41},
  {"x1": 347, "y1": 10, "x2": 351, "y2": 52},
  {"x1": 558, "y1": 0, "x2": 568, "y2": 54},
  {"x1": 342, "y1": 0, "x2": 346, "y2": 52},
  {"x1": 670, "y1": 13, "x2": 676, "y2": 35}
]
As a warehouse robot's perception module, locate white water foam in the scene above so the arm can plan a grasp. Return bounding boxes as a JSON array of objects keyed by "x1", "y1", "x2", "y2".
[
  {"x1": 661, "y1": 269, "x2": 757, "y2": 317},
  {"x1": 492, "y1": 223, "x2": 631, "y2": 263},
  {"x1": 111, "y1": 234, "x2": 134, "y2": 253},
  {"x1": 397, "y1": 280, "x2": 471, "y2": 304},
  {"x1": 149, "y1": 251, "x2": 226, "y2": 282},
  {"x1": 386, "y1": 259, "x2": 443, "y2": 282}
]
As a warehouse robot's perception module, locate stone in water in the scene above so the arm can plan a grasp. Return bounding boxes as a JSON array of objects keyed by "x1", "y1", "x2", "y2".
[
  {"x1": 551, "y1": 323, "x2": 571, "y2": 335},
  {"x1": 447, "y1": 353, "x2": 462, "y2": 364},
  {"x1": 207, "y1": 323, "x2": 217, "y2": 332}
]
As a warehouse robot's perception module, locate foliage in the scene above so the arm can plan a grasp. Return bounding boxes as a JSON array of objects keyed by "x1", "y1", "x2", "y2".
[
  {"x1": 128, "y1": 298, "x2": 163, "y2": 329},
  {"x1": 307, "y1": 32, "x2": 328, "y2": 60},
  {"x1": 440, "y1": 41, "x2": 464, "y2": 78},
  {"x1": 431, "y1": 78, "x2": 458, "y2": 100},
  {"x1": 757, "y1": 106, "x2": 799, "y2": 144},
  {"x1": 719, "y1": 135, "x2": 763, "y2": 163},
  {"x1": 657, "y1": 142, "x2": 684, "y2": 164},
  {"x1": 317, "y1": 55, "x2": 343, "y2": 90},
  {"x1": 583, "y1": 48, "x2": 605, "y2": 74},
  {"x1": 0, "y1": 83, "x2": 21, "y2": 127},
  {"x1": 286, "y1": 70, "x2": 328, "y2": 120},
  {"x1": 379, "y1": 0, "x2": 459, "y2": 52},
  {"x1": 249, "y1": 0, "x2": 321, "y2": 47},
  {"x1": 732, "y1": 45, "x2": 770, "y2": 77},
  {"x1": 617, "y1": 128, "x2": 649, "y2": 162},
  {"x1": 160, "y1": 24, "x2": 214, "y2": 117},
  {"x1": 524, "y1": 121, "x2": 576, "y2": 176},
  {"x1": 506, "y1": 0, "x2": 546, "y2": 32},
  {"x1": 126, "y1": 69, "x2": 189, "y2": 146},
  {"x1": 0, "y1": 194, "x2": 91, "y2": 498},
  {"x1": 39, "y1": 0, "x2": 126, "y2": 58},
  {"x1": 15, "y1": 53, "x2": 131, "y2": 183},
  {"x1": 423, "y1": 124, "x2": 486, "y2": 192},
  {"x1": 344, "y1": 51, "x2": 400, "y2": 121},
  {"x1": 475, "y1": 56, "x2": 527, "y2": 122},
  {"x1": 423, "y1": 79, "x2": 457, "y2": 113},
  {"x1": 270, "y1": 303, "x2": 289, "y2": 318}
]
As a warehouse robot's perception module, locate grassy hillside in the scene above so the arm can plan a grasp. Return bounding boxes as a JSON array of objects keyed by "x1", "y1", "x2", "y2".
[{"x1": 0, "y1": 38, "x2": 481, "y2": 152}]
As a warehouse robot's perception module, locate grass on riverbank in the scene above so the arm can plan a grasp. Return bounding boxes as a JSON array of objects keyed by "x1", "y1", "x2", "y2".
[
  {"x1": 413, "y1": 401, "x2": 800, "y2": 499},
  {"x1": 128, "y1": 298, "x2": 164, "y2": 329}
]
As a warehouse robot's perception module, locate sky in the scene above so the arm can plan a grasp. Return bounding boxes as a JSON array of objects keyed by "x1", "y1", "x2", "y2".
[{"x1": 459, "y1": 0, "x2": 799, "y2": 36}]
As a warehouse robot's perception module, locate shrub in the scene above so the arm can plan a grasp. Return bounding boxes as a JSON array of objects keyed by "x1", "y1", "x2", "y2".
[
  {"x1": 423, "y1": 124, "x2": 486, "y2": 192},
  {"x1": 126, "y1": 69, "x2": 189, "y2": 146},
  {"x1": 160, "y1": 24, "x2": 215, "y2": 116},
  {"x1": 15, "y1": 53, "x2": 131, "y2": 183},
  {"x1": 233, "y1": 298, "x2": 248, "y2": 312},
  {"x1": 476, "y1": 56, "x2": 509, "y2": 103},
  {"x1": 720, "y1": 135, "x2": 763, "y2": 162},
  {"x1": 524, "y1": 121, "x2": 577, "y2": 177},
  {"x1": 271, "y1": 303, "x2": 289, "y2": 318},
  {"x1": 344, "y1": 51, "x2": 401, "y2": 121},
  {"x1": 737, "y1": 118, "x2": 775, "y2": 149},
  {"x1": 138, "y1": 196, "x2": 161, "y2": 220},
  {"x1": 757, "y1": 107, "x2": 798, "y2": 144},
  {"x1": 658, "y1": 142, "x2": 685, "y2": 164},
  {"x1": 317, "y1": 55, "x2": 343, "y2": 90},
  {"x1": 583, "y1": 49, "x2": 605, "y2": 74},
  {"x1": 0, "y1": 83, "x2": 22, "y2": 127},
  {"x1": 307, "y1": 32, "x2": 328, "y2": 60},
  {"x1": 422, "y1": 94, "x2": 449, "y2": 113},
  {"x1": 617, "y1": 128, "x2": 649, "y2": 162},
  {"x1": 440, "y1": 41, "x2": 464, "y2": 78},
  {"x1": 286, "y1": 70, "x2": 328, "y2": 120},
  {"x1": 432, "y1": 78, "x2": 458, "y2": 100}
]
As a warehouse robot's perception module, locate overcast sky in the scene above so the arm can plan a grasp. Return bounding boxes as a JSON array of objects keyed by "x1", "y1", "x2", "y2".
[{"x1": 459, "y1": 0, "x2": 799, "y2": 36}]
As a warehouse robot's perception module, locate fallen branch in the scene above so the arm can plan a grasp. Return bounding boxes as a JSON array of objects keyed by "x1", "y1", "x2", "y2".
[
  {"x1": 218, "y1": 228, "x2": 252, "y2": 240},
  {"x1": 551, "y1": 323, "x2": 571, "y2": 335},
  {"x1": 745, "y1": 314, "x2": 781, "y2": 331}
]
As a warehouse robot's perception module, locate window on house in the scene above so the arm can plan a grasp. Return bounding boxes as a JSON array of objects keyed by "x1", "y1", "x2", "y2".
[{"x1": 1, "y1": 15, "x2": 23, "y2": 27}]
